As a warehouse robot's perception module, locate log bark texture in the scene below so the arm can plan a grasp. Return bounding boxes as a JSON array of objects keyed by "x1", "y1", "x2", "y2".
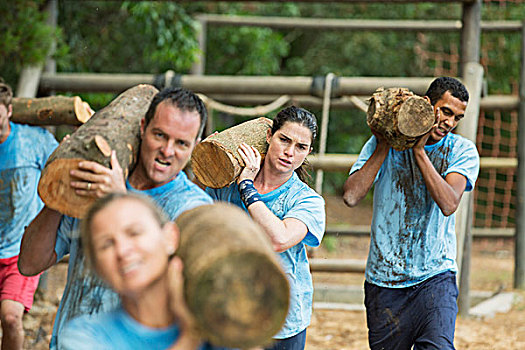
[
  {"x1": 367, "y1": 87, "x2": 435, "y2": 151},
  {"x1": 38, "y1": 84, "x2": 158, "y2": 218},
  {"x1": 11, "y1": 96, "x2": 94, "y2": 126},
  {"x1": 191, "y1": 117, "x2": 272, "y2": 188},
  {"x1": 175, "y1": 203, "x2": 289, "y2": 348}
]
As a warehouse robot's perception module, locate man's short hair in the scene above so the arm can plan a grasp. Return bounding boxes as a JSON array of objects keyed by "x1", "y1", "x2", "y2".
[
  {"x1": 144, "y1": 87, "x2": 207, "y2": 139},
  {"x1": 425, "y1": 77, "x2": 469, "y2": 106},
  {"x1": 0, "y1": 83, "x2": 13, "y2": 107}
]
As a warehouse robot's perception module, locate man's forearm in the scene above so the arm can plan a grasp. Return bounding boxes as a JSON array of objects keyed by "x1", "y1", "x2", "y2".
[
  {"x1": 413, "y1": 148, "x2": 464, "y2": 216},
  {"x1": 343, "y1": 142, "x2": 389, "y2": 207},
  {"x1": 18, "y1": 206, "x2": 61, "y2": 276}
]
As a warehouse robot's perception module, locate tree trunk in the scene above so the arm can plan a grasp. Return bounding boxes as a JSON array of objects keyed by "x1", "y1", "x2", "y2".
[
  {"x1": 191, "y1": 117, "x2": 272, "y2": 188},
  {"x1": 11, "y1": 96, "x2": 93, "y2": 126},
  {"x1": 367, "y1": 87, "x2": 435, "y2": 151},
  {"x1": 175, "y1": 203, "x2": 289, "y2": 348},
  {"x1": 38, "y1": 84, "x2": 158, "y2": 218}
]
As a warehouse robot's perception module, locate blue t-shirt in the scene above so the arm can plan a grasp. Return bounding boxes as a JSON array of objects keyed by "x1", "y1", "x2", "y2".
[
  {"x1": 60, "y1": 306, "x2": 181, "y2": 350},
  {"x1": 51, "y1": 171, "x2": 212, "y2": 349},
  {"x1": 206, "y1": 172, "x2": 326, "y2": 339},
  {"x1": 350, "y1": 134, "x2": 480, "y2": 288},
  {"x1": 60, "y1": 306, "x2": 216, "y2": 350},
  {"x1": 0, "y1": 122, "x2": 57, "y2": 259}
]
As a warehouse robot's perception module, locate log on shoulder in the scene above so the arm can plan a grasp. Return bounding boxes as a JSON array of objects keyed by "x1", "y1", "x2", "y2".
[
  {"x1": 176, "y1": 203, "x2": 289, "y2": 348},
  {"x1": 191, "y1": 117, "x2": 272, "y2": 188},
  {"x1": 367, "y1": 87, "x2": 435, "y2": 151},
  {"x1": 11, "y1": 95, "x2": 94, "y2": 126},
  {"x1": 38, "y1": 84, "x2": 158, "y2": 218}
]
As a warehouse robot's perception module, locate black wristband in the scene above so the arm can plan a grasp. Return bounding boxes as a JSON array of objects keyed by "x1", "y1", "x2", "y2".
[{"x1": 239, "y1": 179, "x2": 262, "y2": 208}]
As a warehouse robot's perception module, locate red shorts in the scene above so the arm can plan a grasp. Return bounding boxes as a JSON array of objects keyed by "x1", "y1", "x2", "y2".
[{"x1": 0, "y1": 255, "x2": 40, "y2": 312}]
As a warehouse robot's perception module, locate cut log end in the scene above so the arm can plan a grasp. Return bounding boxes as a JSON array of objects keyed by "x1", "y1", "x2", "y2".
[
  {"x1": 94, "y1": 135, "x2": 112, "y2": 157},
  {"x1": 191, "y1": 141, "x2": 238, "y2": 188},
  {"x1": 76, "y1": 100, "x2": 95, "y2": 124},
  {"x1": 397, "y1": 96, "x2": 435, "y2": 137},
  {"x1": 190, "y1": 251, "x2": 289, "y2": 348},
  {"x1": 38, "y1": 158, "x2": 95, "y2": 218}
]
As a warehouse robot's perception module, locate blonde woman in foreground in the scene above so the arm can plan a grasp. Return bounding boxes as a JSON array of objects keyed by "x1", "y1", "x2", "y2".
[{"x1": 60, "y1": 192, "x2": 210, "y2": 350}]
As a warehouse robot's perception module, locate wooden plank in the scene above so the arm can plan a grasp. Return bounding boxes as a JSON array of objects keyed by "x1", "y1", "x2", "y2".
[
  {"x1": 324, "y1": 225, "x2": 515, "y2": 238},
  {"x1": 309, "y1": 259, "x2": 366, "y2": 273}
]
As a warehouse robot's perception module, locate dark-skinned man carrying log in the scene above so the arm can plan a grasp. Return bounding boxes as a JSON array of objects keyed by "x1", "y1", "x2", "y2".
[
  {"x1": 18, "y1": 87, "x2": 212, "y2": 350},
  {"x1": 343, "y1": 77, "x2": 480, "y2": 350}
]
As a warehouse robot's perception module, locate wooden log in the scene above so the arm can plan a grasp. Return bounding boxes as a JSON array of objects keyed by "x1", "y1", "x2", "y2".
[
  {"x1": 175, "y1": 203, "x2": 289, "y2": 348},
  {"x1": 191, "y1": 117, "x2": 272, "y2": 188},
  {"x1": 11, "y1": 96, "x2": 94, "y2": 126},
  {"x1": 38, "y1": 84, "x2": 158, "y2": 218},
  {"x1": 366, "y1": 87, "x2": 435, "y2": 151}
]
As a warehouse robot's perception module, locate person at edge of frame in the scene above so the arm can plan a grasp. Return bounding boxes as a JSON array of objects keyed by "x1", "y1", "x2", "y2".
[{"x1": 0, "y1": 80, "x2": 58, "y2": 349}]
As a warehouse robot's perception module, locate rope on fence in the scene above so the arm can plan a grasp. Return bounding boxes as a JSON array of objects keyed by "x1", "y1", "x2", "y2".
[
  {"x1": 198, "y1": 93, "x2": 291, "y2": 116},
  {"x1": 346, "y1": 95, "x2": 369, "y2": 113}
]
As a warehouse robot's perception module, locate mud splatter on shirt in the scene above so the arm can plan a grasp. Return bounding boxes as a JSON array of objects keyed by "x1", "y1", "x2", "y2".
[
  {"x1": 0, "y1": 122, "x2": 57, "y2": 259},
  {"x1": 350, "y1": 133, "x2": 479, "y2": 288}
]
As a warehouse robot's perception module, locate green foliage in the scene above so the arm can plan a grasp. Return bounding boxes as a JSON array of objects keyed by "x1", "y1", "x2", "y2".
[
  {"x1": 58, "y1": 1, "x2": 199, "y2": 74},
  {"x1": 207, "y1": 26, "x2": 289, "y2": 75},
  {"x1": 121, "y1": 2, "x2": 200, "y2": 72},
  {"x1": 0, "y1": 0, "x2": 66, "y2": 86}
]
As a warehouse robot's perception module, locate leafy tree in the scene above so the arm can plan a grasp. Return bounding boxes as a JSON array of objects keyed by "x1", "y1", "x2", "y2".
[{"x1": 0, "y1": 0, "x2": 66, "y2": 87}]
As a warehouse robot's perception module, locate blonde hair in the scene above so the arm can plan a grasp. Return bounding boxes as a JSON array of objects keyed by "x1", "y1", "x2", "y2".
[{"x1": 81, "y1": 192, "x2": 169, "y2": 270}]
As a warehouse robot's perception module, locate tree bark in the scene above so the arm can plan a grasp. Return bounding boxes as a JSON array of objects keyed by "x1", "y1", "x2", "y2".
[
  {"x1": 38, "y1": 84, "x2": 158, "y2": 218},
  {"x1": 367, "y1": 87, "x2": 435, "y2": 151},
  {"x1": 175, "y1": 203, "x2": 289, "y2": 348},
  {"x1": 11, "y1": 96, "x2": 94, "y2": 126},
  {"x1": 191, "y1": 117, "x2": 272, "y2": 188}
]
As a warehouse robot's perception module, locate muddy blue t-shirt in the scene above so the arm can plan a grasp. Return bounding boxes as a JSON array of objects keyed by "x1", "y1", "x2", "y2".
[
  {"x1": 0, "y1": 122, "x2": 57, "y2": 259},
  {"x1": 206, "y1": 172, "x2": 326, "y2": 339},
  {"x1": 51, "y1": 171, "x2": 212, "y2": 349},
  {"x1": 350, "y1": 134, "x2": 479, "y2": 288}
]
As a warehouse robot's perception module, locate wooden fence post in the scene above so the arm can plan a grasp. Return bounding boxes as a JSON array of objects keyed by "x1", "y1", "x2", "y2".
[{"x1": 514, "y1": 20, "x2": 525, "y2": 289}]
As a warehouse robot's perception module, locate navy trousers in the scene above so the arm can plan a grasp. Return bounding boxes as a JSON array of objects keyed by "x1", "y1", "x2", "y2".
[
  {"x1": 364, "y1": 271, "x2": 458, "y2": 350},
  {"x1": 265, "y1": 328, "x2": 307, "y2": 350}
]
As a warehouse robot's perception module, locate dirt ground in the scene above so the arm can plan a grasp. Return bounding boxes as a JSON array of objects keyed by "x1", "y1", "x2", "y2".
[{"x1": 17, "y1": 195, "x2": 525, "y2": 349}]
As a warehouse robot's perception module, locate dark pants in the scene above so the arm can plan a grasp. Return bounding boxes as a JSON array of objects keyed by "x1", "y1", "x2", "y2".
[
  {"x1": 364, "y1": 271, "x2": 458, "y2": 350},
  {"x1": 265, "y1": 328, "x2": 307, "y2": 350}
]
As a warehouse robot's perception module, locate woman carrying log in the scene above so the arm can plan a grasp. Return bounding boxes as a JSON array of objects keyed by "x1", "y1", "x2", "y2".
[
  {"x1": 206, "y1": 106, "x2": 326, "y2": 350},
  {"x1": 59, "y1": 192, "x2": 207, "y2": 350}
]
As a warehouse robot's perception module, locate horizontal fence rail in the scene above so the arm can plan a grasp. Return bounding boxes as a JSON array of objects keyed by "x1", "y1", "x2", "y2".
[
  {"x1": 39, "y1": 73, "x2": 520, "y2": 111},
  {"x1": 39, "y1": 73, "x2": 437, "y2": 95},
  {"x1": 207, "y1": 94, "x2": 519, "y2": 111},
  {"x1": 307, "y1": 154, "x2": 518, "y2": 172},
  {"x1": 197, "y1": 14, "x2": 522, "y2": 32}
]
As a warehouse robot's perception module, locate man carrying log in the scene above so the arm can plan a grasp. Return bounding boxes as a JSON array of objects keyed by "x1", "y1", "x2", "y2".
[
  {"x1": 18, "y1": 87, "x2": 212, "y2": 349},
  {"x1": 343, "y1": 77, "x2": 480, "y2": 350},
  {"x1": 0, "y1": 81, "x2": 58, "y2": 349}
]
